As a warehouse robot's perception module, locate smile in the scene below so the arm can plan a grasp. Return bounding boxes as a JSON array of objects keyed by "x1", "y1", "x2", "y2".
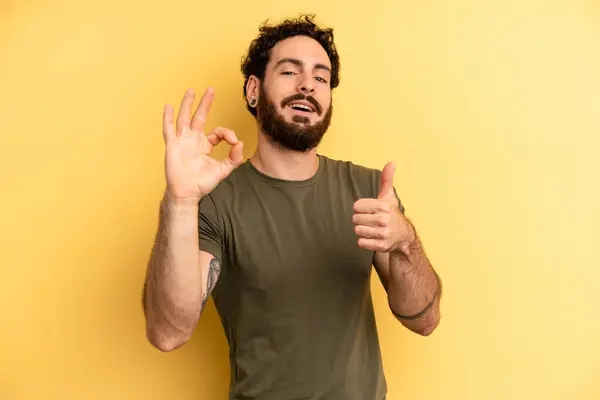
[{"x1": 287, "y1": 102, "x2": 316, "y2": 114}]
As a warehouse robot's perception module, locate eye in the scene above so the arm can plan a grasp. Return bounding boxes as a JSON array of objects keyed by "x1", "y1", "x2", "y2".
[
  {"x1": 282, "y1": 71, "x2": 296, "y2": 76},
  {"x1": 315, "y1": 76, "x2": 328, "y2": 83}
]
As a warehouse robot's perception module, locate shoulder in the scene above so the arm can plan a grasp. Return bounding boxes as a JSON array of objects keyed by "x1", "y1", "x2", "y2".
[
  {"x1": 198, "y1": 161, "x2": 250, "y2": 218},
  {"x1": 321, "y1": 155, "x2": 405, "y2": 212},
  {"x1": 322, "y1": 154, "x2": 381, "y2": 176},
  {"x1": 321, "y1": 155, "x2": 382, "y2": 194}
]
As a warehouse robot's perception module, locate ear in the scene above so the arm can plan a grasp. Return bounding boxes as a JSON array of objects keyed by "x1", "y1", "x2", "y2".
[{"x1": 245, "y1": 75, "x2": 260, "y2": 106}]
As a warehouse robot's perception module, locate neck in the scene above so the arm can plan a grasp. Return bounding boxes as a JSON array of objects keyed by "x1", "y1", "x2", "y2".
[{"x1": 250, "y1": 128, "x2": 320, "y2": 181}]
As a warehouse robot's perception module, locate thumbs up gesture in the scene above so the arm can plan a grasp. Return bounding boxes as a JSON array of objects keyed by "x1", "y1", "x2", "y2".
[{"x1": 352, "y1": 162, "x2": 415, "y2": 254}]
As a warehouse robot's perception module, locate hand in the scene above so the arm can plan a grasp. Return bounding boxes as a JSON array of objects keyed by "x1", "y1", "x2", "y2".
[
  {"x1": 353, "y1": 162, "x2": 415, "y2": 254},
  {"x1": 163, "y1": 88, "x2": 244, "y2": 203}
]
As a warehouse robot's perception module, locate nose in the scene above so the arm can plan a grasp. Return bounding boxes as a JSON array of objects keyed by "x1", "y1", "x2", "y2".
[{"x1": 297, "y1": 75, "x2": 315, "y2": 95}]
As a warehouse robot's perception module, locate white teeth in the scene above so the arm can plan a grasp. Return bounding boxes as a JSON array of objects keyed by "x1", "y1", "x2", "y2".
[{"x1": 289, "y1": 103, "x2": 313, "y2": 112}]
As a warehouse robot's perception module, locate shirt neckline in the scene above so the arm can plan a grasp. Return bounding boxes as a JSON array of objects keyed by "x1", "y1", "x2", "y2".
[{"x1": 244, "y1": 154, "x2": 326, "y2": 188}]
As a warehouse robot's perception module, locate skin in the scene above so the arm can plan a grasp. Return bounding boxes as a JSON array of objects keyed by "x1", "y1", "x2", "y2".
[
  {"x1": 355, "y1": 162, "x2": 442, "y2": 335},
  {"x1": 142, "y1": 88, "x2": 244, "y2": 352},
  {"x1": 245, "y1": 35, "x2": 332, "y2": 181}
]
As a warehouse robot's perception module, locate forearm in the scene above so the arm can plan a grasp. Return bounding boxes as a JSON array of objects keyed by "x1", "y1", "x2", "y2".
[
  {"x1": 387, "y1": 232, "x2": 441, "y2": 336},
  {"x1": 143, "y1": 192, "x2": 203, "y2": 348}
]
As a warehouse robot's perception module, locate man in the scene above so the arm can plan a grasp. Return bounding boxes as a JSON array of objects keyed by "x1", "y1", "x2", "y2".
[{"x1": 142, "y1": 14, "x2": 442, "y2": 400}]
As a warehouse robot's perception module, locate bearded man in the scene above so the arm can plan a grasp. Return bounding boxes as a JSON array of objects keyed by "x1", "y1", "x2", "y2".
[{"x1": 142, "y1": 14, "x2": 442, "y2": 400}]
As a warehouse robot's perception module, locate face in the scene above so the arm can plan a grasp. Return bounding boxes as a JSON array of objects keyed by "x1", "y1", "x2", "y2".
[{"x1": 252, "y1": 35, "x2": 333, "y2": 152}]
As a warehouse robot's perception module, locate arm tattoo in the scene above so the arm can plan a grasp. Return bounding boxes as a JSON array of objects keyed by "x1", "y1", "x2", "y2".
[{"x1": 200, "y1": 257, "x2": 221, "y2": 312}]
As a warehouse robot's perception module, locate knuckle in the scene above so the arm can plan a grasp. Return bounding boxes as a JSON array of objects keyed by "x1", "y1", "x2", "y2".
[{"x1": 216, "y1": 126, "x2": 233, "y2": 134}]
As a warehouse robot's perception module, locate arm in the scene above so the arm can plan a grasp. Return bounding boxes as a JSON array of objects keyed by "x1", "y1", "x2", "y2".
[
  {"x1": 142, "y1": 192, "x2": 221, "y2": 352},
  {"x1": 143, "y1": 86, "x2": 241, "y2": 351},
  {"x1": 354, "y1": 162, "x2": 441, "y2": 336},
  {"x1": 373, "y1": 221, "x2": 441, "y2": 336}
]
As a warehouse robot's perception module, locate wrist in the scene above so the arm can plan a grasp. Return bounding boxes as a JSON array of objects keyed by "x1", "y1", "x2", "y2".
[
  {"x1": 391, "y1": 230, "x2": 419, "y2": 259},
  {"x1": 163, "y1": 190, "x2": 201, "y2": 209},
  {"x1": 389, "y1": 250, "x2": 419, "y2": 275}
]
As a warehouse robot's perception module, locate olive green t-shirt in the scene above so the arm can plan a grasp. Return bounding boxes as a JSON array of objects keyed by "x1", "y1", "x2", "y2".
[{"x1": 198, "y1": 154, "x2": 404, "y2": 400}]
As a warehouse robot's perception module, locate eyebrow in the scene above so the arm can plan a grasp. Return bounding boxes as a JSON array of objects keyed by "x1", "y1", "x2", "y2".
[{"x1": 275, "y1": 57, "x2": 331, "y2": 73}]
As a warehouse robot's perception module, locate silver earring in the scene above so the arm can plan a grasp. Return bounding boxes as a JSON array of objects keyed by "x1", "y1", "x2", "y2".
[{"x1": 250, "y1": 98, "x2": 256, "y2": 107}]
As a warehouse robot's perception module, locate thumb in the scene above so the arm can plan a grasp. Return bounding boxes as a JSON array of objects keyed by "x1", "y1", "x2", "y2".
[
  {"x1": 377, "y1": 161, "x2": 396, "y2": 199},
  {"x1": 221, "y1": 141, "x2": 244, "y2": 174}
]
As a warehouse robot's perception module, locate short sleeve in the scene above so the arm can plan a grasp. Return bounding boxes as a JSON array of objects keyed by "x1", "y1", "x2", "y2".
[
  {"x1": 198, "y1": 194, "x2": 223, "y2": 262},
  {"x1": 393, "y1": 186, "x2": 406, "y2": 214}
]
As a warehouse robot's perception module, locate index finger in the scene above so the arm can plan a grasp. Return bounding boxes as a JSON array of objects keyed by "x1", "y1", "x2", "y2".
[
  {"x1": 190, "y1": 87, "x2": 215, "y2": 132},
  {"x1": 353, "y1": 198, "x2": 383, "y2": 214},
  {"x1": 206, "y1": 127, "x2": 239, "y2": 146}
]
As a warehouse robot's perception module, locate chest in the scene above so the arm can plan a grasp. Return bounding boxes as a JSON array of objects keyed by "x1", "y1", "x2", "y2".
[{"x1": 221, "y1": 185, "x2": 375, "y2": 291}]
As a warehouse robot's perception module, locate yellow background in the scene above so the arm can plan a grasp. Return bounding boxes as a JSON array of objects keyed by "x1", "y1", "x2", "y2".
[{"x1": 1, "y1": 0, "x2": 599, "y2": 399}]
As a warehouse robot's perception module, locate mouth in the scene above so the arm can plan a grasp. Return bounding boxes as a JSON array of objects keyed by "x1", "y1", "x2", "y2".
[{"x1": 287, "y1": 101, "x2": 316, "y2": 115}]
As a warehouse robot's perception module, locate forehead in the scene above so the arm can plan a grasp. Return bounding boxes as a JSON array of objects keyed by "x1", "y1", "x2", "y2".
[{"x1": 268, "y1": 35, "x2": 331, "y2": 69}]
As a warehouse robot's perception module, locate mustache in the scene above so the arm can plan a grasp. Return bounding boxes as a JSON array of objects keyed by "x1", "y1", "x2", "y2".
[{"x1": 280, "y1": 93, "x2": 322, "y2": 115}]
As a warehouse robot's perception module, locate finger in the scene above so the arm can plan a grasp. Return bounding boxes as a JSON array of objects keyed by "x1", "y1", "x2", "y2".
[
  {"x1": 352, "y1": 213, "x2": 386, "y2": 227},
  {"x1": 206, "y1": 127, "x2": 244, "y2": 170},
  {"x1": 162, "y1": 104, "x2": 175, "y2": 141},
  {"x1": 357, "y1": 238, "x2": 386, "y2": 252},
  {"x1": 353, "y1": 198, "x2": 384, "y2": 214},
  {"x1": 354, "y1": 225, "x2": 382, "y2": 239},
  {"x1": 224, "y1": 141, "x2": 244, "y2": 166},
  {"x1": 190, "y1": 87, "x2": 215, "y2": 132},
  {"x1": 377, "y1": 161, "x2": 396, "y2": 199},
  {"x1": 176, "y1": 88, "x2": 195, "y2": 135},
  {"x1": 208, "y1": 126, "x2": 239, "y2": 146},
  {"x1": 205, "y1": 133, "x2": 242, "y2": 148},
  {"x1": 206, "y1": 133, "x2": 220, "y2": 146},
  {"x1": 217, "y1": 141, "x2": 244, "y2": 179}
]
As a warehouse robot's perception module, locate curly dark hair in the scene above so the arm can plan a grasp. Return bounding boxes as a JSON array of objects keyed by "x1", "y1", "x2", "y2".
[{"x1": 240, "y1": 14, "x2": 341, "y2": 117}]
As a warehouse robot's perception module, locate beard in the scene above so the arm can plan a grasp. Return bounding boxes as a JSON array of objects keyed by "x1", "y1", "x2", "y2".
[{"x1": 256, "y1": 84, "x2": 333, "y2": 152}]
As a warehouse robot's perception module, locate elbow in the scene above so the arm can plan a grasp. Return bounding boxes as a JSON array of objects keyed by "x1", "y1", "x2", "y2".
[
  {"x1": 146, "y1": 327, "x2": 191, "y2": 352},
  {"x1": 413, "y1": 316, "x2": 440, "y2": 337},
  {"x1": 415, "y1": 323, "x2": 437, "y2": 337}
]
